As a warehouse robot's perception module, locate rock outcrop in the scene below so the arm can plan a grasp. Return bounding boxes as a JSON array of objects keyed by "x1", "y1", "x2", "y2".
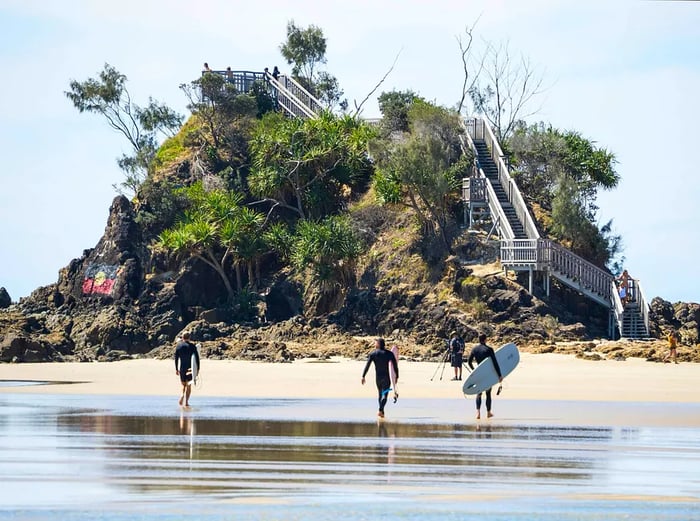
[
  {"x1": 1, "y1": 194, "x2": 699, "y2": 364},
  {"x1": 0, "y1": 287, "x2": 11, "y2": 309}
]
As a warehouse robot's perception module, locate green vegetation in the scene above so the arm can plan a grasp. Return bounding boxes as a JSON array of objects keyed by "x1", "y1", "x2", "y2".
[
  {"x1": 248, "y1": 111, "x2": 374, "y2": 220},
  {"x1": 67, "y1": 20, "x2": 629, "y2": 324},
  {"x1": 372, "y1": 98, "x2": 469, "y2": 252},
  {"x1": 290, "y1": 216, "x2": 364, "y2": 291},
  {"x1": 507, "y1": 122, "x2": 622, "y2": 269},
  {"x1": 65, "y1": 63, "x2": 183, "y2": 195},
  {"x1": 157, "y1": 182, "x2": 267, "y2": 298},
  {"x1": 280, "y1": 21, "x2": 347, "y2": 111}
]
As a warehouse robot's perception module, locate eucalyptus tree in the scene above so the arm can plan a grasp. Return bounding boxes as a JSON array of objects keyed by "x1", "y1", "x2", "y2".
[
  {"x1": 248, "y1": 111, "x2": 374, "y2": 221},
  {"x1": 66, "y1": 63, "x2": 183, "y2": 194}
]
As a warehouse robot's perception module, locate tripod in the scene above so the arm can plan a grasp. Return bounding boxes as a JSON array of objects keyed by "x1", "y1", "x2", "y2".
[{"x1": 430, "y1": 349, "x2": 451, "y2": 381}]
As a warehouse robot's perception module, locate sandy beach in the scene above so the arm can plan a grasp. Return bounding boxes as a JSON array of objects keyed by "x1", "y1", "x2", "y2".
[{"x1": 1, "y1": 353, "x2": 698, "y2": 404}]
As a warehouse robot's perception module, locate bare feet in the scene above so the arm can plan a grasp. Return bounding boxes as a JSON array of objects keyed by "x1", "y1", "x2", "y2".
[
  {"x1": 476, "y1": 412, "x2": 481, "y2": 420},
  {"x1": 178, "y1": 396, "x2": 184, "y2": 406},
  {"x1": 487, "y1": 411, "x2": 494, "y2": 418},
  {"x1": 377, "y1": 411, "x2": 385, "y2": 418}
]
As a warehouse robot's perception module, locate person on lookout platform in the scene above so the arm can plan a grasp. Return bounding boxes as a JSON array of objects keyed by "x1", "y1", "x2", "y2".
[
  {"x1": 361, "y1": 337, "x2": 399, "y2": 419},
  {"x1": 175, "y1": 332, "x2": 200, "y2": 407},
  {"x1": 467, "y1": 333, "x2": 502, "y2": 419}
]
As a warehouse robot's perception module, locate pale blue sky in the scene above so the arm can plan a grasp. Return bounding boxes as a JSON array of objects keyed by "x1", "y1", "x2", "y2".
[{"x1": 0, "y1": 0, "x2": 698, "y2": 303}]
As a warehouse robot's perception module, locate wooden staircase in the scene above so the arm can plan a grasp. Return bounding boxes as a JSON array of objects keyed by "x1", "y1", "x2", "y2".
[
  {"x1": 473, "y1": 140, "x2": 527, "y2": 239},
  {"x1": 462, "y1": 117, "x2": 649, "y2": 339}
]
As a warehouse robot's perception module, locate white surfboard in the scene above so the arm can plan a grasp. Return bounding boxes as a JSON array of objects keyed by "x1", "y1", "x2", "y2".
[
  {"x1": 190, "y1": 352, "x2": 198, "y2": 386},
  {"x1": 389, "y1": 345, "x2": 399, "y2": 401},
  {"x1": 462, "y1": 342, "x2": 519, "y2": 395}
]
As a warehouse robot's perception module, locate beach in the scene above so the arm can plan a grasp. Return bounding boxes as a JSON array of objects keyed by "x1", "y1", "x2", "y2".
[
  {"x1": 2, "y1": 353, "x2": 699, "y2": 427},
  {"x1": 2, "y1": 354, "x2": 700, "y2": 520}
]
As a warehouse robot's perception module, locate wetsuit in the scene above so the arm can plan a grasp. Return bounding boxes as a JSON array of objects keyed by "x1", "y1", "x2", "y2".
[
  {"x1": 467, "y1": 342, "x2": 502, "y2": 412},
  {"x1": 175, "y1": 340, "x2": 200, "y2": 384},
  {"x1": 362, "y1": 348, "x2": 398, "y2": 414}
]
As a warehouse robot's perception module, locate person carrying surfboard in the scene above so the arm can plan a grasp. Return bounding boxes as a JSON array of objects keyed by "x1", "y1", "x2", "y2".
[
  {"x1": 448, "y1": 330, "x2": 464, "y2": 381},
  {"x1": 175, "y1": 332, "x2": 200, "y2": 407},
  {"x1": 467, "y1": 334, "x2": 502, "y2": 419},
  {"x1": 361, "y1": 337, "x2": 399, "y2": 419}
]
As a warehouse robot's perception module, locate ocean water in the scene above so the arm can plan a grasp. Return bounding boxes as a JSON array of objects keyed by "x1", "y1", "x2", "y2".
[{"x1": 0, "y1": 392, "x2": 699, "y2": 520}]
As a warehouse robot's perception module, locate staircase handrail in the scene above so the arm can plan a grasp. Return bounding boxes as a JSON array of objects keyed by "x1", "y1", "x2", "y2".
[
  {"x1": 544, "y1": 240, "x2": 615, "y2": 301},
  {"x1": 460, "y1": 125, "x2": 515, "y2": 240},
  {"x1": 636, "y1": 279, "x2": 650, "y2": 334},
  {"x1": 611, "y1": 279, "x2": 624, "y2": 332},
  {"x1": 265, "y1": 73, "x2": 317, "y2": 119},
  {"x1": 500, "y1": 238, "x2": 539, "y2": 266},
  {"x1": 273, "y1": 74, "x2": 324, "y2": 115},
  {"x1": 466, "y1": 118, "x2": 540, "y2": 239},
  {"x1": 482, "y1": 170, "x2": 516, "y2": 240}
]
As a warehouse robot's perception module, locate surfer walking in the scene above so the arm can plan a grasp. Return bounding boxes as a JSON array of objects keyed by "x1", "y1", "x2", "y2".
[
  {"x1": 175, "y1": 332, "x2": 200, "y2": 407},
  {"x1": 361, "y1": 337, "x2": 399, "y2": 419},
  {"x1": 467, "y1": 334, "x2": 502, "y2": 419}
]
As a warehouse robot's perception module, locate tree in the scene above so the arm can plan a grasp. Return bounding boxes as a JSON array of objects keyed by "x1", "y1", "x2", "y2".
[
  {"x1": 507, "y1": 122, "x2": 621, "y2": 268},
  {"x1": 372, "y1": 100, "x2": 468, "y2": 251},
  {"x1": 280, "y1": 21, "x2": 327, "y2": 84},
  {"x1": 279, "y1": 20, "x2": 347, "y2": 112},
  {"x1": 377, "y1": 90, "x2": 422, "y2": 133},
  {"x1": 157, "y1": 182, "x2": 266, "y2": 298},
  {"x1": 66, "y1": 63, "x2": 183, "y2": 194},
  {"x1": 179, "y1": 72, "x2": 258, "y2": 151},
  {"x1": 459, "y1": 38, "x2": 545, "y2": 142},
  {"x1": 290, "y1": 216, "x2": 364, "y2": 291},
  {"x1": 248, "y1": 111, "x2": 374, "y2": 221}
]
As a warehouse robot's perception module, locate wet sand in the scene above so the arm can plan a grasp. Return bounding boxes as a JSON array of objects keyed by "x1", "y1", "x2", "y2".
[
  {"x1": 2, "y1": 355, "x2": 700, "y2": 519},
  {"x1": 1, "y1": 353, "x2": 699, "y2": 427}
]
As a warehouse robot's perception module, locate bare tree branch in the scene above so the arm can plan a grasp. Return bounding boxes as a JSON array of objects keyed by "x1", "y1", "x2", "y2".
[
  {"x1": 456, "y1": 16, "x2": 483, "y2": 115},
  {"x1": 352, "y1": 49, "x2": 402, "y2": 118}
]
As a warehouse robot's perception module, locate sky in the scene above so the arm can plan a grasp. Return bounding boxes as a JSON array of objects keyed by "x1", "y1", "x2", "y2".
[{"x1": 0, "y1": 0, "x2": 698, "y2": 304}]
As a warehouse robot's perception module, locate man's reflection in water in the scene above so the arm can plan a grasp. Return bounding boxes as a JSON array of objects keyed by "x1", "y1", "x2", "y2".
[
  {"x1": 475, "y1": 422, "x2": 492, "y2": 438},
  {"x1": 180, "y1": 411, "x2": 196, "y2": 460},
  {"x1": 377, "y1": 422, "x2": 397, "y2": 480}
]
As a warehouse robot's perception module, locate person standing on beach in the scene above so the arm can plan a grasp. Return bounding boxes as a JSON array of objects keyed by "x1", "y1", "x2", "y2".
[
  {"x1": 175, "y1": 332, "x2": 200, "y2": 407},
  {"x1": 448, "y1": 330, "x2": 464, "y2": 381},
  {"x1": 664, "y1": 330, "x2": 679, "y2": 364},
  {"x1": 467, "y1": 334, "x2": 502, "y2": 419},
  {"x1": 361, "y1": 337, "x2": 398, "y2": 419}
]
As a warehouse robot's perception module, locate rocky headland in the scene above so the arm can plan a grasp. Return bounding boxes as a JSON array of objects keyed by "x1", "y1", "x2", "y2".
[{"x1": 1, "y1": 194, "x2": 698, "y2": 365}]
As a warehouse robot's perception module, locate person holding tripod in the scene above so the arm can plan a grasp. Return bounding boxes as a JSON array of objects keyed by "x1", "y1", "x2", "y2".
[{"x1": 448, "y1": 330, "x2": 464, "y2": 381}]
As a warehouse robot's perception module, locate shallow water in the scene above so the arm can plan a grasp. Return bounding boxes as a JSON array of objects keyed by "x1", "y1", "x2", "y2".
[{"x1": 0, "y1": 393, "x2": 699, "y2": 520}]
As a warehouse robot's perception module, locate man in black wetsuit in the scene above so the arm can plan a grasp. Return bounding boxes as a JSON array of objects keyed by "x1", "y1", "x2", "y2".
[
  {"x1": 467, "y1": 334, "x2": 502, "y2": 420},
  {"x1": 175, "y1": 332, "x2": 200, "y2": 407},
  {"x1": 361, "y1": 337, "x2": 398, "y2": 419}
]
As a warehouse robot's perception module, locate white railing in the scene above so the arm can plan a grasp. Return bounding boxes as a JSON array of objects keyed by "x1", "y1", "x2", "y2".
[
  {"x1": 273, "y1": 74, "x2": 324, "y2": 115},
  {"x1": 545, "y1": 241, "x2": 614, "y2": 301},
  {"x1": 637, "y1": 281, "x2": 650, "y2": 334},
  {"x1": 500, "y1": 239, "x2": 539, "y2": 266},
  {"x1": 265, "y1": 73, "x2": 317, "y2": 119},
  {"x1": 460, "y1": 127, "x2": 514, "y2": 240},
  {"x1": 465, "y1": 118, "x2": 540, "y2": 239},
  {"x1": 500, "y1": 239, "x2": 615, "y2": 302}
]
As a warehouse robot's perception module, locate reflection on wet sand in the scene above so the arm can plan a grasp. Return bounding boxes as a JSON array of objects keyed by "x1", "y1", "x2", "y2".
[{"x1": 0, "y1": 394, "x2": 699, "y2": 520}]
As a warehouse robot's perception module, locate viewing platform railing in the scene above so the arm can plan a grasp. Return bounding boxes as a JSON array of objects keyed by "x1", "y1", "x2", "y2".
[{"x1": 202, "y1": 69, "x2": 319, "y2": 119}]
